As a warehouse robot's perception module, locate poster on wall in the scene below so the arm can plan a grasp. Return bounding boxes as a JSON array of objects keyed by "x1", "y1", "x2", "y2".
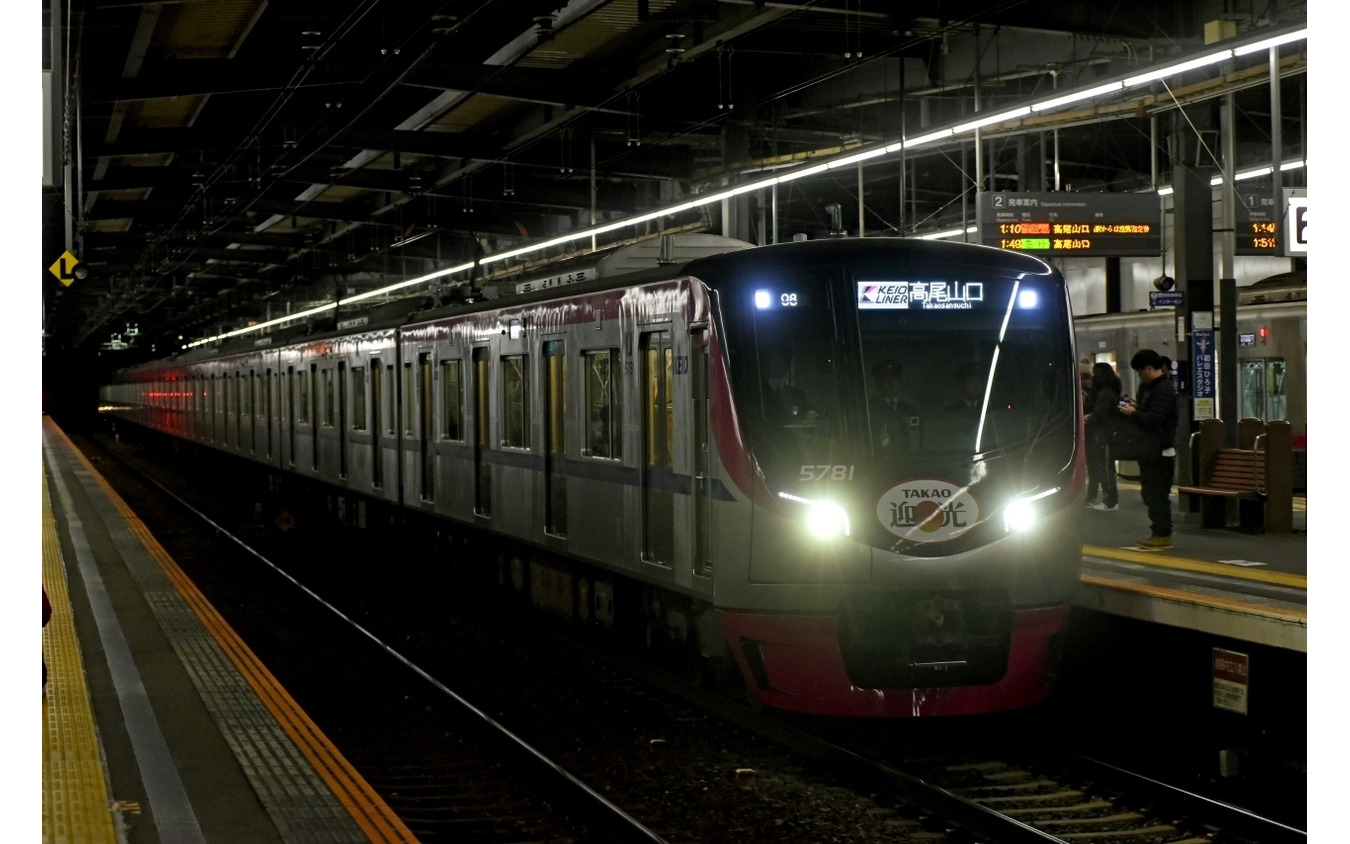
[{"x1": 1192, "y1": 328, "x2": 1216, "y2": 420}]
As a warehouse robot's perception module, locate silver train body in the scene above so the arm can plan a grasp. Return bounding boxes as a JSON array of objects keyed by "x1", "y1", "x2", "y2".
[{"x1": 103, "y1": 236, "x2": 1085, "y2": 717}]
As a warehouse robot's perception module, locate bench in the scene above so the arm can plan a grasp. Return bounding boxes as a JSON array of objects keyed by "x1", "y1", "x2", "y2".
[
  {"x1": 1177, "y1": 418, "x2": 1292, "y2": 534},
  {"x1": 1177, "y1": 445, "x2": 1266, "y2": 500}
]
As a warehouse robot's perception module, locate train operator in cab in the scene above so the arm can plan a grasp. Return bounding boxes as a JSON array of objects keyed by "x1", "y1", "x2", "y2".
[{"x1": 869, "y1": 360, "x2": 918, "y2": 451}]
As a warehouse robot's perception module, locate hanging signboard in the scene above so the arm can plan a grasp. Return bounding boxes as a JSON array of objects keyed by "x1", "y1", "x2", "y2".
[
  {"x1": 978, "y1": 192, "x2": 1162, "y2": 257},
  {"x1": 1284, "y1": 189, "x2": 1307, "y2": 255},
  {"x1": 1235, "y1": 181, "x2": 1281, "y2": 256}
]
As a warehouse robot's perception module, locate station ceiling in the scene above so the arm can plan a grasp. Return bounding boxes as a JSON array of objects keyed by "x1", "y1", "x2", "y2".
[{"x1": 42, "y1": 0, "x2": 1307, "y2": 362}]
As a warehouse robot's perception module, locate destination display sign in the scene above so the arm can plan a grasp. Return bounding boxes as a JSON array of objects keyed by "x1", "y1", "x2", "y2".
[{"x1": 978, "y1": 192, "x2": 1161, "y2": 257}]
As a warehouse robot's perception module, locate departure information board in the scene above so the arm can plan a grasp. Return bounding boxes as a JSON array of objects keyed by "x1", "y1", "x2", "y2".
[
  {"x1": 1235, "y1": 181, "x2": 1281, "y2": 256},
  {"x1": 978, "y1": 192, "x2": 1162, "y2": 257}
]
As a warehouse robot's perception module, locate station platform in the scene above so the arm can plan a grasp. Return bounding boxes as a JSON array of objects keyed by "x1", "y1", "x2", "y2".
[
  {"x1": 40, "y1": 417, "x2": 417, "y2": 844},
  {"x1": 1076, "y1": 478, "x2": 1307, "y2": 653}
]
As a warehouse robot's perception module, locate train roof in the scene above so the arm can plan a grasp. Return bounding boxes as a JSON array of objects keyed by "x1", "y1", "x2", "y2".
[{"x1": 144, "y1": 235, "x2": 1063, "y2": 366}]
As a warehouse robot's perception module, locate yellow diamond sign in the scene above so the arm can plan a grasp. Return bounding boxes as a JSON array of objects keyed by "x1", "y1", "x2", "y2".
[{"x1": 49, "y1": 250, "x2": 81, "y2": 286}]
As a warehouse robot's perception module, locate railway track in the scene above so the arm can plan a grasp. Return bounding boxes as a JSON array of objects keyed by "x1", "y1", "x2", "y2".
[
  {"x1": 74, "y1": 431, "x2": 662, "y2": 843},
  {"x1": 74, "y1": 427, "x2": 1305, "y2": 843}
]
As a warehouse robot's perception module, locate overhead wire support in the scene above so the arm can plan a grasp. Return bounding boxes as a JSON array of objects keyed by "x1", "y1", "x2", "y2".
[{"x1": 184, "y1": 21, "x2": 1308, "y2": 350}]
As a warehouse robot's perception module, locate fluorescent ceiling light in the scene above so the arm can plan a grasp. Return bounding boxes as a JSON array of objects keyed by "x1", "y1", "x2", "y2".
[
  {"x1": 1154, "y1": 159, "x2": 1305, "y2": 195},
  {"x1": 1030, "y1": 82, "x2": 1126, "y2": 112},
  {"x1": 828, "y1": 147, "x2": 889, "y2": 168},
  {"x1": 917, "y1": 226, "x2": 978, "y2": 240},
  {"x1": 1124, "y1": 49, "x2": 1233, "y2": 87},
  {"x1": 954, "y1": 106, "x2": 1031, "y2": 133},
  {"x1": 1233, "y1": 28, "x2": 1308, "y2": 56},
  {"x1": 777, "y1": 162, "x2": 831, "y2": 182},
  {"x1": 901, "y1": 129, "x2": 955, "y2": 149}
]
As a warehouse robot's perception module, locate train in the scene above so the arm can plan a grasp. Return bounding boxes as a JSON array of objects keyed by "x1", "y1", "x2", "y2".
[{"x1": 100, "y1": 235, "x2": 1085, "y2": 718}]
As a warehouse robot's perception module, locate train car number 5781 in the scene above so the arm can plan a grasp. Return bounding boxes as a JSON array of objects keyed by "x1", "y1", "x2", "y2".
[{"x1": 800, "y1": 465, "x2": 856, "y2": 481}]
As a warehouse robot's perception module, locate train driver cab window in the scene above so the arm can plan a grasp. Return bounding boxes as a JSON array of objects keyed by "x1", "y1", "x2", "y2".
[
  {"x1": 501, "y1": 355, "x2": 530, "y2": 448},
  {"x1": 584, "y1": 349, "x2": 622, "y2": 458},
  {"x1": 855, "y1": 272, "x2": 1075, "y2": 459},
  {"x1": 441, "y1": 360, "x2": 463, "y2": 440}
]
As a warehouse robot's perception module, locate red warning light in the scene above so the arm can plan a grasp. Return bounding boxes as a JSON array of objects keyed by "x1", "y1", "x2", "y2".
[{"x1": 1258, "y1": 326, "x2": 1268, "y2": 343}]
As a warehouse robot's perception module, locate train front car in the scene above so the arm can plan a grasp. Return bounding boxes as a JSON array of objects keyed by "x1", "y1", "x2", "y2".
[{"x1": 695, "y1": 238, "x2": 1083, "y2": 717}]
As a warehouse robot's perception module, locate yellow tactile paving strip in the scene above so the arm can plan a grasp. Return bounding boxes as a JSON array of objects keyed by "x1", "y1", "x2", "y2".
[
  {"x1": 48, "y1": 419, "x2": 419, "y2": 843},
  {"x1": 42, "y1": 470, "x2": 120, "y2": 844}
]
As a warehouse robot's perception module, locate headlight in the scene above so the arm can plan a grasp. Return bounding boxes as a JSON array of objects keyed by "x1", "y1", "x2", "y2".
[
  {"x1": 1003, "y1": 500, "x2": 1037, "y2": 532},
  {"x1": 778, "y1": 492, "x2": 851, "y2": 539},
  {"x1": 1002, "y1": 487, "x2": 1060, "y2": 533}
]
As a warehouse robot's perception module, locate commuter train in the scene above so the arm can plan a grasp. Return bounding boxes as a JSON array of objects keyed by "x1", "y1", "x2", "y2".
[
  {"x1": 1073, "y1": 272, "x2": 1307, "y2": 470},
  {"x1": 101, "y1": 235, "x2": 1085, "y2": 718}
]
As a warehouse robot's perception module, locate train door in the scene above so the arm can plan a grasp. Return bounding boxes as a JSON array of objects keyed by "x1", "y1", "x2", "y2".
[
  {"x1": 337, "y1": 360, "x2": 348, "y2": 479},
  {"x1": 387, "y1": 361, "x2": 400, "y2": 503},
  {"x1": 370, "y1": 359, "x2": 383, "y2": 489},
  {"x1": 235, "y1": 372, "x2": 244, "y2": 450},
  {"x1": 252, "y1": 371, "x2": 261, "y2": 454},
  {"x1": 265, "y1": 368, "x2": 274, "y2": 460},
  {"x1": 351, "y1": 363, "x2": 366, "y2": 478},
  {"x1": 641, "y1": 330, "x2": 674, "y2": 564},
  {"x1": 544, "y1": 339, "x2": 567, "y2": 537},
  {"x1": 286, "y1": 366, "x2": 296, "y2": 466},
  {"x1": 691, "y1": 340, "x2": 712, "y2": 577},
  {"x1": 1240, "y1": 358, "x2": 1287, "y2": 421},
  {"x1": 419, "y1": 352, "x2": 434, "y2": 501},
  {"x1": 309, "y1": 363, "x2": 319, "y2": 471},
  {"x1": 473, "y1": 347, "x2": 492, "y2": 517}
]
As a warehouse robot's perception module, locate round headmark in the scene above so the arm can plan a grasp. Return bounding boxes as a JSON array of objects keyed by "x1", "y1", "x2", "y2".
[{"x1": 875, "y1": 479, "x2": 979, "y2": 543}]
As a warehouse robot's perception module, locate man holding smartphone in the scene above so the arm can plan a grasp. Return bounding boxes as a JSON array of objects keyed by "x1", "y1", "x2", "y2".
[{"x1": 1118, "y1": 349, "x2": 1178, "y2": 550}]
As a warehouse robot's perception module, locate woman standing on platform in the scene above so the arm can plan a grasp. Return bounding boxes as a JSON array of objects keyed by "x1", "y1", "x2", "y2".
[{"x1": 1083, "y1": 362, "x2": 1122, "y2": 511}]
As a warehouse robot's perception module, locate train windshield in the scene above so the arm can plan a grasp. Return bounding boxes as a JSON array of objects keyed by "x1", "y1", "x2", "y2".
[{"x1": 710, "y1": 243, "x2": 1076, "y2": 490}]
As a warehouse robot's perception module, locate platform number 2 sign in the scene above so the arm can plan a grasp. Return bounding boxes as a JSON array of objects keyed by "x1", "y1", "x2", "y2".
[{"x1": 1285, "y1": 196, "x2": 1307, "y2": 255}]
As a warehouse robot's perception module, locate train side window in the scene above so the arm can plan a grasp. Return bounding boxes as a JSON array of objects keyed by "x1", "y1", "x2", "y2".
[
  {"x1": 384, "y1": 364, "x2": 395, "y2": 435},
  {"x1": 351, "y1": 366, "x2": 367, "y2": 431},
  {"x1": 545, "y1": 341, "x2": 566, "y2": 454},
  {"x1": 322, "y1": 367, "x2": 336, "y2": 427},
  {"x1": 310, "y1": 363, "x2": 320, "y2": 469},
  {"x1": 501, "y1": 354, "x2": 530, "y2": 448},
  {"x1": 403, "y1": 362, "x2": 415, "y2": 435},
  {"x1": 235, "y1": 372, "x2": 244, "y2": 445},
  {"x1": 583, "y1": 348, "x2": 622, "y2": 459},
  {"x1": 264, "y1": 370, "x2": 274, "y2": 458},
  {"x1": 297, "y1": 370, "x2": 310, "y2": 424},
  {"x1": 441, "y1": 359, "x2": 463, "y2": 440},
  {"x1": 286, "y1": 366, "x2": 296, "y2": 464},
  {"x1": 643, "y1": 337, "x2": 674, "y2": 468}
]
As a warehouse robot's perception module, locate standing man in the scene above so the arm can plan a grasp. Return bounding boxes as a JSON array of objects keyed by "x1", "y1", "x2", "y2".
[{"x1": 1118, "y1": 349, "x2": 1178, "y2": 550}]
